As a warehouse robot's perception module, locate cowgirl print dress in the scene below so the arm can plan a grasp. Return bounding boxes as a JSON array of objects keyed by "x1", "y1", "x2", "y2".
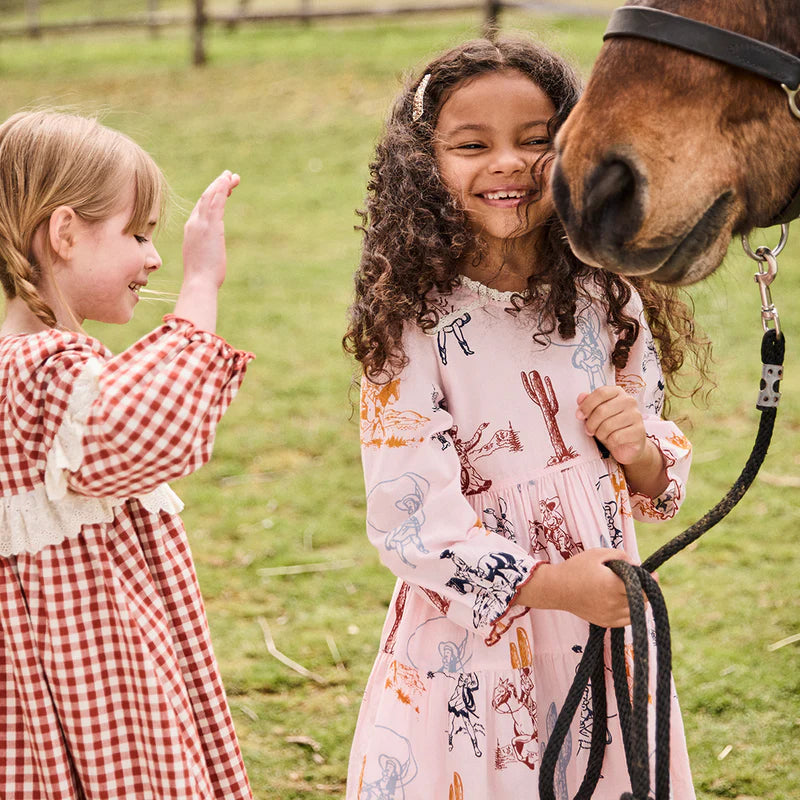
[
  {"x1": 347, "y1": 277, "x2": 696, "y2": 800},
  {"x1": 0, "y1": 316, "x2": 253, "y2": 799}
]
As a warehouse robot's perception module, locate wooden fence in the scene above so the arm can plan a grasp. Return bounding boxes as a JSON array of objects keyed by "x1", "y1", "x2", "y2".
[{"x1": 0, "y1": 0, "x2": 611, "y2": 65}]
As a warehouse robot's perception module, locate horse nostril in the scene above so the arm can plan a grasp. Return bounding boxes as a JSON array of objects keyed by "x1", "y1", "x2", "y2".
[{"x1": 584, "y1": 156, "x2": 644, "y2": 246}]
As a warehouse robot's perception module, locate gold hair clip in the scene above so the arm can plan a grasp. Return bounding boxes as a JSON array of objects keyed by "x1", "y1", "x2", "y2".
[{"x1": 412, "y1": 73, "x2": 432, "y2": 122}]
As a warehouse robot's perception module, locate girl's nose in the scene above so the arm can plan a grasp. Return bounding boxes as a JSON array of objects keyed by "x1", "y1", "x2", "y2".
[
  {"x1": 489, "y1": 147, "x2": 528, "y2": 175},
  {"x1": 146, "y1": 247, "x2": 162, "y2": 272}
]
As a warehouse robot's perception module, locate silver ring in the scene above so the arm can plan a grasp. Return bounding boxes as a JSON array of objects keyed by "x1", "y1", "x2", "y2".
[{"x1": 741, "y1": 223, "x2": 789, "y2": 261}]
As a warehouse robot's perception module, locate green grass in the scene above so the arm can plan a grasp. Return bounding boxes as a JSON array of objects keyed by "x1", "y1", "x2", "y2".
[{"x1": 0, "y1": 11, "x2": 798, "y2": 799}]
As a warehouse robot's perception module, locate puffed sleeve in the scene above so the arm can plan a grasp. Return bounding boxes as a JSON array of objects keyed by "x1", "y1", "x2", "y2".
[
  {"x1": 615, "y1": 291, "x2": 692, "y2": 521},
  {"x1": 8, "y1": 315, "x2": 253, "y2": 500},
  {"x1": 361, "y1": 325, "x2": 537, "y2": 646}
]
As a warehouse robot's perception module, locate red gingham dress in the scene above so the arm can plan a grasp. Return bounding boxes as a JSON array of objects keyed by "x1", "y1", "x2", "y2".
[{"x1": 0, "y1": 315, "x2": 254, "y2": 799}]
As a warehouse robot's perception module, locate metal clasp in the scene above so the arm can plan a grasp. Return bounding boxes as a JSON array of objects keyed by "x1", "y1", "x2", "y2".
[
  {"x1": 741, "y1": 227, "x2": 786, "y2": 336},
  {"x1": 753, "y1": 249, "x2": 781, "y2": 335}
]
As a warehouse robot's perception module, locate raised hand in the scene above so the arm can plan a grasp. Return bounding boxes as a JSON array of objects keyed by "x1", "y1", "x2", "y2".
[
  {"x1": 182, "y1": 170, "x2": 240, "y2": 290},
  {"x1": 174, "y1": 170, "x2": 240, "y2": 333}
]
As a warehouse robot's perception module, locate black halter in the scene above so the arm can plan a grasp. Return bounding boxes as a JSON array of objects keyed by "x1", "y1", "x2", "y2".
[{"x1": 603, "y1": 5, "x2": 800, "y2": 225}]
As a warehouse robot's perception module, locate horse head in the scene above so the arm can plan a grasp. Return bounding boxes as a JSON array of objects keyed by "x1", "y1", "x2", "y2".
[{"x1": 552, "y1": 0, "x2": 800, "y2": 284}]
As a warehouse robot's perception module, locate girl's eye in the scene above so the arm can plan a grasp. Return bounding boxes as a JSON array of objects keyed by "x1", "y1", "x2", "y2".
[
  {"x1": 525, "y1": 138, "x2": 551, "y2": 147},
  {"x1": 456, "y1": 143, "x2": 485, "y2": 150},
  {"x1": 134, "y1": 234, "x2": 149, "y2": 244}
]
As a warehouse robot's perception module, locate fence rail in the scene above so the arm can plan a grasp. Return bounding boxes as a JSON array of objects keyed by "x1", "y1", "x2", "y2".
[{"x1": 0, "y1": 0, "x2": 612, "y2": 63}]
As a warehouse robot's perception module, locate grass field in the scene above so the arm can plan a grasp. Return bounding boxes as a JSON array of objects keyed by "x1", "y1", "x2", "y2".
[{"x1": 0, "y1": 10, "x2": 798, "y2": 799}]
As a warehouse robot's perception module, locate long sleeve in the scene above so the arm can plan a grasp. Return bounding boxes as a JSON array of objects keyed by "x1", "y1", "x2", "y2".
[
  {"x1": 360, "y1": 325, "x2": 537, "y2": 646},
  {"x1": 615, "y1": 293, "x2": 692, "y2": 521},
  {"x1": 8, "y1": 315, "x2": 253, "y2": 500}
]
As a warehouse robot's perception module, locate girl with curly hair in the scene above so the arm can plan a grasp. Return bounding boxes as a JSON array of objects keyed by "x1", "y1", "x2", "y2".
[{"x1": 344, "y1": 36, "x2": 704, "y2": 798}]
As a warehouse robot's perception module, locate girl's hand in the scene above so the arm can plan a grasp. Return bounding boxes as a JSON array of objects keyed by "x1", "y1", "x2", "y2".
[
  {"x1": 182, "y1": 170, "x2": 240, "y2": 289},
  {"x1": 576, "y1": 386, "x2": 668, "y2": 497},
  {"x1": 576, "y1": 385, "x2": 646, "y2": 464},
  {"x1": 174, "y1": 170, "x2": 240, "y2": 333},
  {"x1": 521, "y1": 548, "x2": 635, "y2": 628}
]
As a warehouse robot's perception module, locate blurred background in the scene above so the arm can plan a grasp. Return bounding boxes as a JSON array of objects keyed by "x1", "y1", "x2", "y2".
[{"x1": 0, "y1": 2, "x2": 797, "y2": 798}]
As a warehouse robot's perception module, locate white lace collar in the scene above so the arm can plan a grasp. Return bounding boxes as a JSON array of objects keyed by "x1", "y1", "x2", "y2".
[{"x1": 457, "y1": 274, "x2": 531, "y2": 302}]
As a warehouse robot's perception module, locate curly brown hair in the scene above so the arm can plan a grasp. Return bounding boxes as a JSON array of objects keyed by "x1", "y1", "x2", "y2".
[{"x1": 343, "y1": 36, "x2": 711, "y2": 406}]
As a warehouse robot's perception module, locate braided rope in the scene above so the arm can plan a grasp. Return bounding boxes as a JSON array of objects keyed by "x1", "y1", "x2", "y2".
[{"x1": 539, "y1": 329, "x2": 785, "y2": 799}]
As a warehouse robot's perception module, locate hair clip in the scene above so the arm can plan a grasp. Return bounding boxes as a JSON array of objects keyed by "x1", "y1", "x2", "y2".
[{"x1": 412, "y1": 73, "x2": 432, "y2": 122}]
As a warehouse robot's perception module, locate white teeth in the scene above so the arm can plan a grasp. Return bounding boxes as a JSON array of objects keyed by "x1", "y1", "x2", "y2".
[
  {"x1": 484, "y1": 190, "x2": 528, "y2": 200},
  {"x1": 129, "y1": 283, "x2": 141, "y2": 293}
]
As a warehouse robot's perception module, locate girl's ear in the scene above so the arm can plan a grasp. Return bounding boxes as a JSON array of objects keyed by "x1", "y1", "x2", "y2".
[{"x1": 47, "y1": 206, "x2": 78, "y2": 260}]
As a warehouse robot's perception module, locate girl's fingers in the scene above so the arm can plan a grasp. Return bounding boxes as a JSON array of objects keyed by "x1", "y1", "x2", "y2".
[
  {"x1": 585, "y1": 403, "x2": 635, "y2": 438},
  {"x1": 208, "y1": 172, "x2": 239, "y2": 205},
  {"x1": 581, "y1": 385, "x2": 621, "y2": 405},
  {"x1": 592, "y1": 415, "x2": 642, "y2": 446},
  {"x1": 581, "y1": 391, "x2": 641, "y2": 437},
  {"x1": 576, "y1": 385, "x2": 627, "y2": 422},
  {"x1": 190, "y1": 171, "x2": 239, "y2": 222}
]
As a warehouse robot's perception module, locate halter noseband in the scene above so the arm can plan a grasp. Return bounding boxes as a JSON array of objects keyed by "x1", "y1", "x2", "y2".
[{"x1": 603, "y1": 5, "x2": 800, "y2": 225}]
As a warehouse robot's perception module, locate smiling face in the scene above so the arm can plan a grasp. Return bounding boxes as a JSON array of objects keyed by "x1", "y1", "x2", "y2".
[
  {"x1": 56, "y1": 186, "x2": 162, "y2": 326},
  {"x1": 433, "y1": 69, "x2": 556, "y2": 255}
]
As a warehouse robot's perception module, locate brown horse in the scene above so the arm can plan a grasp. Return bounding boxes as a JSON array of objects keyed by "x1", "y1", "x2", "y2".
[{"x1": 552, "y1": 0, "x2": 800, "y2": 284}]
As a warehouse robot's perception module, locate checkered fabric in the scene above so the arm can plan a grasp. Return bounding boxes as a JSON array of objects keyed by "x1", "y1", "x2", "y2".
[{"x1": 0, "y1": 317, "x2": 254, "y2": 798}]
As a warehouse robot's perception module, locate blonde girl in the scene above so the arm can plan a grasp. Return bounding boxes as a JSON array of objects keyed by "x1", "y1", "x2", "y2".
[{"x1": 0, "y1": 110, "x2": 252, "y2": 798}]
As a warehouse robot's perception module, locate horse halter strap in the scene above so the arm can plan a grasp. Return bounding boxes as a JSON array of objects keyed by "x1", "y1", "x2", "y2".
[{"x1": 603, "y1": 5, "x2": 800, "y2": 224}]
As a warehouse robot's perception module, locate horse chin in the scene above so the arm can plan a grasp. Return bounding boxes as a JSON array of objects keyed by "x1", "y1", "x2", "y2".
[{"x1": 568, "y1": 191, "x2": 736, "y2": 285}]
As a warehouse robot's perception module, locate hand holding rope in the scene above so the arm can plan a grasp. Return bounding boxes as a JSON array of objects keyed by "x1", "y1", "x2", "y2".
[{"x1": 539, "y1": 234, "x2": 786, "y2": 800}]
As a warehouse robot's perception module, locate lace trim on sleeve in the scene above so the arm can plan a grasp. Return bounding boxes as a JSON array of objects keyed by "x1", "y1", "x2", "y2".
[
  {"x1": 0, "y1": 358, "x2": 184, "y2": 556},
  {"x1": 0, "y1": 482, "x2": 183, "y2": 556}
]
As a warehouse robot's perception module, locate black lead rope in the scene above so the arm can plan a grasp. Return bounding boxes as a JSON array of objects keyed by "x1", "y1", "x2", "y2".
[{"x1": 539, "y1": 328, "x2": 785, "y2": 800}]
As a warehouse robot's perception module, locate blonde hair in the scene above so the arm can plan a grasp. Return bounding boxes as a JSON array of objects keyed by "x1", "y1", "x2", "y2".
[{"x1": 0, "y1": 110, "x2": 165, "y2": 327}]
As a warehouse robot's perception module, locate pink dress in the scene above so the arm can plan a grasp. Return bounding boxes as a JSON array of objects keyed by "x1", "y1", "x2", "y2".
[
  {"x1": 0, "y1": 316, "x2": 253, "y2": 799},
  {"x1": 347, "y1": 277, "x2": 695, "y2": 799}
]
